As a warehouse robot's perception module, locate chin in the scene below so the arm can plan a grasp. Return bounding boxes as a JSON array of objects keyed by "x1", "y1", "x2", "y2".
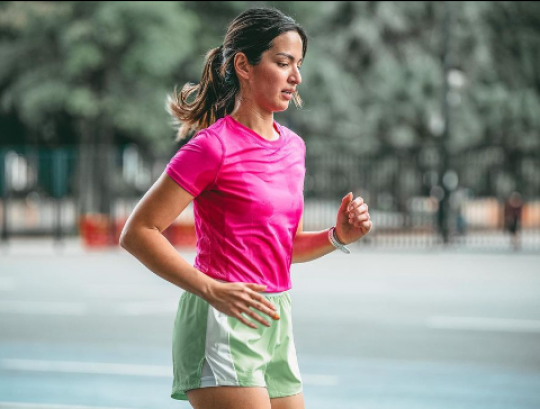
[
  {"x1": 263, "y1": 99, "x2": 290, "y2": 113},
  {"x1": 274, "y1": 102, "x2": 290, "y2": 112}
]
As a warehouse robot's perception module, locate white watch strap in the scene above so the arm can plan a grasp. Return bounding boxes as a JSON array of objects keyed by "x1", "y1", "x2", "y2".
[{"x1": 328, "y1": 227, "x2": 351, "y2": 254}]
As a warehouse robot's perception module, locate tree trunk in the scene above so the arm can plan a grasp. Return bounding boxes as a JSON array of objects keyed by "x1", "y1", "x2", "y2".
[{"x1": 76, "y1": 119, "x2": 113, "y2": 216}]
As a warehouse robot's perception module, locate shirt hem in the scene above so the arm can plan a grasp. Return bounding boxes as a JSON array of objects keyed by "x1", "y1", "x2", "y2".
[{"x1": 194, "y1": 264, "x2": 292, "y2": 293}]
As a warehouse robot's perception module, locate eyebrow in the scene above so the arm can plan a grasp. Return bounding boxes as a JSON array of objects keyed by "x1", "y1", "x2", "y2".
[{"x1": 275, "y1": 52, "x2": 303, "y2": 64}]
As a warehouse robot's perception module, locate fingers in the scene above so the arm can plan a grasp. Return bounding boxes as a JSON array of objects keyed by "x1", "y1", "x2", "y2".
[
  {"x1": 229, "y1": 301, "x2": 271, "y2": 329},
  {"x1": 233, "y1": 300, "x2": 277, "y2": 329},
  {"x1": 339, "y1": 192, "x2": 354, "y2": 214},
  {"x1": 228, "y1": 283, "x2": 279, "y2": 329},
  {"x1": 348, "y1": 203, "x2": 368, "y2": 218},
  {"x1": 347, "y1": 197, "x2": 365, "y2": 213},
  {"x1": 250, "y1": 295, "x2": 280, "y2": 320},
  {"x1": 244, "y1": 306, "x2": 271, "y2": 328},
  {"x1": 234, "y1": 309, "x2": 259, "y2": 329},
  {"x1": 341, "y1": 192, "x2": 354, "y2": 206},
  {"x1": 244, "y1": 283, "x2": 277, "y2": 312},
  {"x1": 356, "y1": 219, "x2": 372, "y2": 230},
  {"x1": 345, "y1": 197, "x2": 372, "y2": 230},
  {"x1": 245, "y1": 283, "x2": 267, "y2": 292},
  {"x1": 351, "y1": 216, "x2": 371, "y2": 229},
  {"x1": 348, "y1": 201, "x2": 369, "y2": 219}
]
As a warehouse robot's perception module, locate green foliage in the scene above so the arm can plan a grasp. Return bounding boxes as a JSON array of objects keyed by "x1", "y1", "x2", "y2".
[
  {"x1": 284, "y1": 1, "x2": 446, "y2": 154},
  {"x1": 0, "y1": 1, "x2": 198, "y2": 153},
  {"x1": 0, "y1": 1, "x2": 539, "y2": 157}
]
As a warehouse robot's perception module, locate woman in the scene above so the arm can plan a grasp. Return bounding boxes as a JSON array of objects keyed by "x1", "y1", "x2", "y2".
[{"x1": 120, "y1": 7, "x2": 371, "y2": 409}]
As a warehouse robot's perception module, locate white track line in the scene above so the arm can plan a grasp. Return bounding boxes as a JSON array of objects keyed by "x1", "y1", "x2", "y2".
[
  {"x1": 0, "y1": 403, "x2": 132, "y2": 409},
  {"x1": 0, "y1": 301, "x2": 177, "y2": 316},
  {"x1": 301, "y1": 374, "x2": 339, "y2": 386},
  {"x1": 427, "y1": 316, "x2": 540, "y2": 333},
  {"x1": 0, "y1": 301, "x2": 87, "y2": 316},
  {"x1": 1, "y1": 359, "x2": 339, "y2": 385},
  {"x1": 1, "y1": 359, "x2": 171, "y2": 377},
  {"x1": 115, "y1": 301, "x2": 177, "y2": 315}
]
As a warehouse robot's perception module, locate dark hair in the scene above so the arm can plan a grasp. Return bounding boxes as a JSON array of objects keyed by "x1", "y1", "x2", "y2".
[{"x1": 168, "y1": 7, "x2": 308, "y2": 140}]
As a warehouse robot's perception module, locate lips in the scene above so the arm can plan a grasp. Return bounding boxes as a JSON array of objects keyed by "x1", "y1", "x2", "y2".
[
  {"x1": 281, "y1": 89, "x2": 295, "y2": 101},
  {"x1": 281, "y1": 91, "x2": 293, "y2": 100}
]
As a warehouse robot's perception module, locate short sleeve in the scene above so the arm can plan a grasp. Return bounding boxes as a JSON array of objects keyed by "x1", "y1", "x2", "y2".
[{"x1": 165, "y1": 130, "x2": 224, "y2": 197}]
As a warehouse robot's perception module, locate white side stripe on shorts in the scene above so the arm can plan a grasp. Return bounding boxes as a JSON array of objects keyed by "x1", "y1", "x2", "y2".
[{"x1": 205, "y1": 305, "x2": 239, "y2": 385}]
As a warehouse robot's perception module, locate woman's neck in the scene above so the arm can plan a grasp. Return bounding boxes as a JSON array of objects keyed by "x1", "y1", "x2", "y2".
[{"x1": 230, "y1": 104, "x2": 278, "y2": 141}]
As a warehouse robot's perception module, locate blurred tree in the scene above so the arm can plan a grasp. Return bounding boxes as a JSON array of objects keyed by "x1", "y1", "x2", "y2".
[
  {"x1": 0, "y1": 1, "x2": 539, "y2": 209},
  {"x1": 471, "y1": 1, "x2": 540, "y2": 197},
  {"x1": 0, "y1": 1, "x2": 198, "y2": 213},
  {"x1": 0, "y1": 1, "x2": 198, "y2": 151},
  {"x1": 271, "y1": 1, "x2": 540, "y2": 201},
  {"x1": 282, "y1": 1, "x2": 442, "y2": 155},
  {"x1": 3, "y1": 1, "x2": 538, "y2": 157}
]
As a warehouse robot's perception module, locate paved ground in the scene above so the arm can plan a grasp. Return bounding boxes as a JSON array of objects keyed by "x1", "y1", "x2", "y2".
[{"x1": 0, "y1": 239, "x2": 539, "y2": 409}]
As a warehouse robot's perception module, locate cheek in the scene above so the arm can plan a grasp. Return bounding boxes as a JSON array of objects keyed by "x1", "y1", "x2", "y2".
[{"x1": 254, "y1": 69, "x2": 284, "y2": 96}]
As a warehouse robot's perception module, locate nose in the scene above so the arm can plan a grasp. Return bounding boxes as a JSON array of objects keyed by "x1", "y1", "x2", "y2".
[{"x1": 289, "y1": 66, "x2": 302, "y2": 86}]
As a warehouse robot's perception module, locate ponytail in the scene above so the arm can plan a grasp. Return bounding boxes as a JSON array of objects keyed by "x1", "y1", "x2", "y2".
[
  {"x1": 168, "y1": 7, "x2": 308, "y2": 142},
  {"x1": 168, "y1": 46, "x2": 238, "y2": 141}
]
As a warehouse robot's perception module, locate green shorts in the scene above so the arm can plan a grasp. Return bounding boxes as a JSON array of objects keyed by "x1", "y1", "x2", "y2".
[{"x1": 171, "y1": 290, "x2": 302, "y2": 400}]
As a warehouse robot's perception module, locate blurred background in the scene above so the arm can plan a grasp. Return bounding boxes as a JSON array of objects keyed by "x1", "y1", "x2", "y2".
[
  {"x1": 1, "y1": 2, "x2": 539, "y2": 409},
  {"x1": 1, "y1": 0, "x2": 539, "y2": 251}
]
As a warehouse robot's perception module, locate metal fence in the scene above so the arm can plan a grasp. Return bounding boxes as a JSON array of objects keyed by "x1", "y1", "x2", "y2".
[{"x1": 1, "y1": 145, "x2": 539, "y2": 251}]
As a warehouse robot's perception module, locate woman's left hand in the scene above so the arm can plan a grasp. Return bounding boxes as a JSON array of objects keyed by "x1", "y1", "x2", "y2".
[{"x1": 335, "y1": 192, "x2": 372, "y2": 245}]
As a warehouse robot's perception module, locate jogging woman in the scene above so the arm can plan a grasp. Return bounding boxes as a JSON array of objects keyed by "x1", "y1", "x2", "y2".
[{"x1": 120, "y1": 7, "x2": 371, "y2": 409}]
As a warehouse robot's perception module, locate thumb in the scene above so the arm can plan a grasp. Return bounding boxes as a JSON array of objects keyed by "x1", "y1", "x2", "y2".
[{"x1": 340, "y1": 192, "x2": 354, "y2": 212}]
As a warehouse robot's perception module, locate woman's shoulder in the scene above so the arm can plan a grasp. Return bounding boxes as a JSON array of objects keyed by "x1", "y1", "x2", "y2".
[
  {"x1": 179, "y1": 123, "x2": 225, "y2": 164},
  {"x1": 192, "y1": 120, "x2": 226, "y2": 147},
  {"x1": 277, "y1": 123, "x2": 306, "y2": 149},
  {"x1": 204, "y1": 116, "x2": 228, "y2": 135},
  {"x1": 190, "y1": 118, "x2": 227, "y2": 147}
]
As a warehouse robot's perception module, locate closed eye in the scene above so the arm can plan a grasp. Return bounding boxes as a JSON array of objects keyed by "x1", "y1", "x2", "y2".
[{"x1": 278, "y1": 62, "x2": 302, "y2": 71}]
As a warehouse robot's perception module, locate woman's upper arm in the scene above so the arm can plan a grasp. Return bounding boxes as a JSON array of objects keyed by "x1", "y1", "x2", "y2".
[{"x1": 122, "y1": 172, "x2": 194, "y2": 237}]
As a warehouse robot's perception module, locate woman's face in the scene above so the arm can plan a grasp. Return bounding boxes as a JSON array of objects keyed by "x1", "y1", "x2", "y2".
[{"x1": 245, "y1": 31, "x2": 304, "y2": 114}]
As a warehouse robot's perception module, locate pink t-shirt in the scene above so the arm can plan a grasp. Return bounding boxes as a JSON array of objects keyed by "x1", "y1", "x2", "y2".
[{"x1": 165, "y1": 115, "x2": 306, "y2": 292}]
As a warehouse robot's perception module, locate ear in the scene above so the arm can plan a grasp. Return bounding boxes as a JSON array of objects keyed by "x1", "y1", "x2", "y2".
[{"x1": 234, "y1": 52, "x2": 251, "y2": 81}]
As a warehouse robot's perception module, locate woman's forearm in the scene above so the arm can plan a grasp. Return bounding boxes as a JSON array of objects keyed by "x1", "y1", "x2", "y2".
[
  {"x1": 120, "y1": 227, "x2": 216, "y2": 300},
  {"x1": 291, "y1": 229, "x2": 336, "y2": 263}
]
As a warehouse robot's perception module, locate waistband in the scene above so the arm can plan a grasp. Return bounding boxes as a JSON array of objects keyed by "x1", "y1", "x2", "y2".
[{"x1": 214, "y1": 279, "x2": 288, "y2": 297}]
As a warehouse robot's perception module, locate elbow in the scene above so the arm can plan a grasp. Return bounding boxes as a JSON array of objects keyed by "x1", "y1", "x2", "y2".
[
  {"x1": 119, "y1": 233, "x2": 128, "y2": 250},
  {"x1": 119, "y1": 223, "x2": 158, "y2": 251},
  {"x1": 119, "y1": 233, "x2": 129, "y2": 251},
  {"x1": 119, "y1": 225, "x2": 134, "y2": 251}
]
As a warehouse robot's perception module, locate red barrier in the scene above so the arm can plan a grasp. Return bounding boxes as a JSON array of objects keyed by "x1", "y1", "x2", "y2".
[
  {"x1": 79, "y1": 214, "x2": 196, "y2": 249},
  {"x1": 163, "y1": 223, "x2": 197, "y2": 247},
  {"x1": 79, "y1": 214, "x2": 120, "y2": 248}
]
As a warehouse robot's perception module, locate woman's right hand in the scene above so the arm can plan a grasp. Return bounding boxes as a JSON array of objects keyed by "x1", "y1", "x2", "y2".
[{"x1": 205, "y1": 282, "x2": 280, "y2": 329}]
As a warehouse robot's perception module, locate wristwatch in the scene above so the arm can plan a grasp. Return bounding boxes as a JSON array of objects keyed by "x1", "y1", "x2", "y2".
[{"x1": 328, "y1": 227, "x2": 351, "y2": 254}]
